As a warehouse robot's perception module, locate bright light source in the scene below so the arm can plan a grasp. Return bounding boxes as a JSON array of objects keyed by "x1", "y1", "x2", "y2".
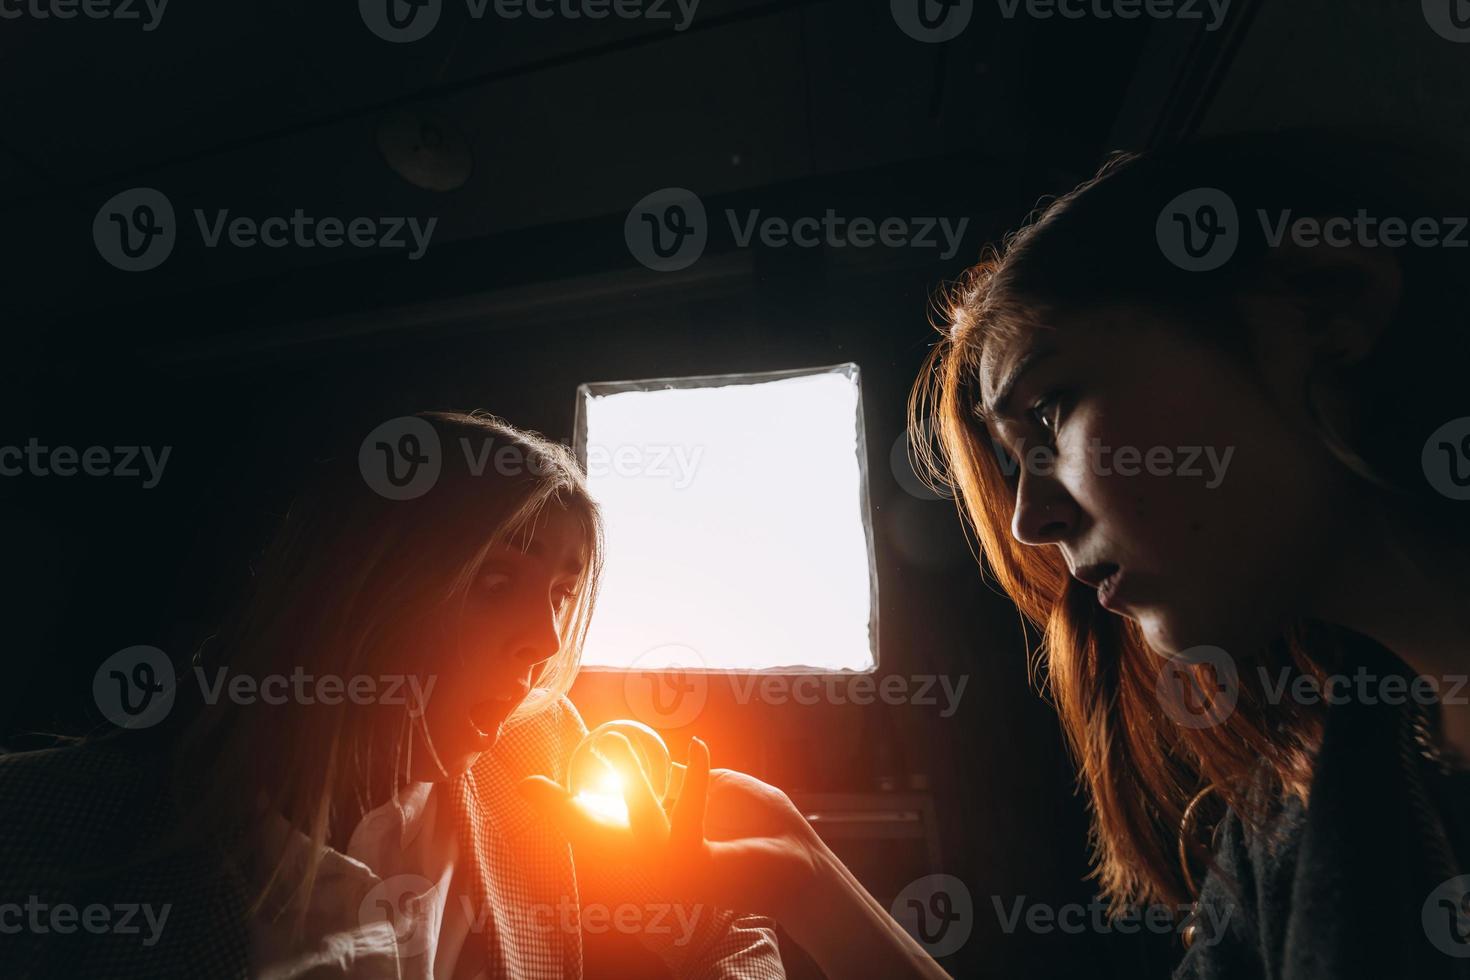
[
  {"x1": 572, "y1": 767, "x2": 629, "y2": 826},
  {"x1": 574, "y1": 363, "x2": 878, "y2": 672}
]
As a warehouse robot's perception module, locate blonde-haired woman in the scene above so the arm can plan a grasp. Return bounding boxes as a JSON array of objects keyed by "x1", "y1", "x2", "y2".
[{"x1": 0, "y1": 411, "x2": 781, "y2": 979}]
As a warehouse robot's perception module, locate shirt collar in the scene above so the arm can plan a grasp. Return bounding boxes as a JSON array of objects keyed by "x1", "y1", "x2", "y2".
[{"x1": 346, "y1": 780, "x2": 437, "y2": 864}]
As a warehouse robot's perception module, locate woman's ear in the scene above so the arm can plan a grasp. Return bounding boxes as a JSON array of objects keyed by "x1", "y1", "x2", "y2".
[
  {"x1": 1247, "y1": 231, "x2": 1404, "y2": 369},
  {"x1": 1233, "y1": 232, "x2": 1405, "y2": 427}
]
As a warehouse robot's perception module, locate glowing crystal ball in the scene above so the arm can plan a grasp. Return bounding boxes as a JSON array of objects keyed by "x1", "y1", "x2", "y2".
[{"x1": 565, "y1": 719, "x2": 672, "y2": 827}]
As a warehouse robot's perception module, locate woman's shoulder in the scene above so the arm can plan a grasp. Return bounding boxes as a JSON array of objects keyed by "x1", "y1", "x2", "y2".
[
  {"x1": 0, "y1": 736, "x2": 174, "y2": 866},
  {"x1": 1, "y1": 730, "x2": 170, "y2": 782},
  {"x1": 0, "y1": 735, "x2": 162, "y2": 805},
  {"x1": 1173, "y1": 788, "x2": 1308, "y2": 979},
  {"x1": 0, "y1": 736, "x2": 252, "y2": 976}
]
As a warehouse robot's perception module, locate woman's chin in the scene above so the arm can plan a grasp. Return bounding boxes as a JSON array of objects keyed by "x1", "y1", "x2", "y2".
[
  {"x1": 1137, "y1": 615, "x2": 1186, "y2": 658},
  {"x1": 1137, "y1": 606, "x2": 1269, "y2": 662},
  {"x1": 410, "y1": 735, "x2": 494, "y2": 782},
  {"x1": 1135, "y1": 607, "x2": 1218, "y2": 659}
]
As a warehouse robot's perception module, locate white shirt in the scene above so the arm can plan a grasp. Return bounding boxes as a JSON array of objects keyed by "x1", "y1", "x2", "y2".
[
  {"x1": 242, "y1": 698, "x2": 784, "y2": 980},
  {"x1": 249, "y1": 781, "x2": 486, "y2": 979}
]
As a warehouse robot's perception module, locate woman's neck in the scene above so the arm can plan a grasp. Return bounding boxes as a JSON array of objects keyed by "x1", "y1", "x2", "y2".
[{"x1": 1316, "y1": 505, "x2": 1470, "y2": 757}]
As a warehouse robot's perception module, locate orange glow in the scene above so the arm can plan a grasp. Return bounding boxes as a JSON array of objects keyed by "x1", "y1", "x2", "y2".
[
  {"x1": 572, "y1": 764, "x2": 629, "y2": 826},
  {"x1": 565, "y1": 719, "x2": 673, "y2": 829}
]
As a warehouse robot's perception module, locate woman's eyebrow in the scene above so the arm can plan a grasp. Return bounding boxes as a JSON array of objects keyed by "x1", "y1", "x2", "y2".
[
  {"x1": 980, "y1": 347, "x2": 1056, "y2": 423},
  {"x1": 512, "y1": 536, "x2": 586, "y2": 577}
]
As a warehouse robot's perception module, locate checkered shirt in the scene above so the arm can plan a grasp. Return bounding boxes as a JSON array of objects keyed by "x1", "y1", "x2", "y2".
[{"x1": 0, "y1": 697, "x2": 784, "y2": 980}]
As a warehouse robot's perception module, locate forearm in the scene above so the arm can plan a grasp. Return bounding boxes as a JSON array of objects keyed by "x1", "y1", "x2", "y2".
[{"x1": 782, "y1": 846, "x2": 952, "y2": 980}]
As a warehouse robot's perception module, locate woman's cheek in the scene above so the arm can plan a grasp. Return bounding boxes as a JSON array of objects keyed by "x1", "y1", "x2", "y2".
[{"x1": 1058, "y1": 422, "x2": 1125, "y2": 513}]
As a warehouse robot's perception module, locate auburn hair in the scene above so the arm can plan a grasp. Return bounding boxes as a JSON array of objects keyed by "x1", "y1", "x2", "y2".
[{"x1": 909, "y1": 132, "x2": 1470, "y2": 910}]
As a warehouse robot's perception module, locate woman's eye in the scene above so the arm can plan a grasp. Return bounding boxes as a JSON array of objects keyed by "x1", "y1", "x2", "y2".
[
  {"x1": 477, "y1": 571, "x2": 512, "y2": 597},
  {"x1": 1028, "y1": 391, "x2": 1066, "y2": 433},
  {"x1": 553, "y1": 586, "x2": 577, "y2": 609}
]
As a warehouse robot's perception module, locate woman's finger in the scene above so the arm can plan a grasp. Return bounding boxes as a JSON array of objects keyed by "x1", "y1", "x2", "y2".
[
  {"x1": 669, "y1": 736, "x2": 709, "y2": 852},
  {"x1": 592, "y1": 730, "x2": 667, "y2": 840},
  {"x1": 666, "y1": 761, "x2": 687, "y2": 810},
  {"x1": 517, "y1": 775, "x2": 585, "y2": 839}
]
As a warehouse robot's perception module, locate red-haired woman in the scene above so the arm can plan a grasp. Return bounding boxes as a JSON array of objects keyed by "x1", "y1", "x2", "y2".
[{"x1": 534, "y1": 133, "x2": 1470, "y2": 980}]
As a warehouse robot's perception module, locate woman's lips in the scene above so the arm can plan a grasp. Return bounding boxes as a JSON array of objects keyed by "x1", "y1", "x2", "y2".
[
  {"x1": 1097, "y1": 569, "x2": 1126, "y2": 610},
  {"x1": 468, "y1": 701, "x2": 510, "y2": 738},
  {"x1": 468, "y1": 685, "x2": 530, "y2": 737}
]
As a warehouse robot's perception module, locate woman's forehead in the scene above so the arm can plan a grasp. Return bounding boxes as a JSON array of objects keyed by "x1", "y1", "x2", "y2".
[
  {"x1": 977, "y1": 330, "x2": 1055, "y2": 420},
  {"x1": 503, "y1": 501, "x2": 593, "y2": 574},
  {"x1": 976, "y1": 307, "x2": 1126, "y2": 416}
]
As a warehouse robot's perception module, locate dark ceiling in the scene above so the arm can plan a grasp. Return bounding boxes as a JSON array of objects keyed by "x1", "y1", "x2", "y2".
[{"x1": 0, "y1": 0, "x2": 1234, "y2": 339}]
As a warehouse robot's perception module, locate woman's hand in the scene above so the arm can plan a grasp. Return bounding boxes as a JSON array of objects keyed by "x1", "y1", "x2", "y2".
[
  {"x1": 517, "y1": 734, "x2": 826, "y2": 923},
  {"x1": 519, "y1": 733, "x2": 950, "y2": 978}
]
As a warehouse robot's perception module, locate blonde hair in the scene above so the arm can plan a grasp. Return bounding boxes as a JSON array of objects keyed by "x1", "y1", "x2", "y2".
[{"x1": 166, "y1": 410, "x2": 603, "y2": 929}]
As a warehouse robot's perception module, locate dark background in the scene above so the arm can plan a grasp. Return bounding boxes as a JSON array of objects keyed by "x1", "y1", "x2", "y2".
[{"x1": 0, "y1": 1, "x2": 1456, "y2": 976}]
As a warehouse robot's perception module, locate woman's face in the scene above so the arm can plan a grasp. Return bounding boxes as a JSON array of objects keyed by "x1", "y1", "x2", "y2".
[
  {"x1": 980, "y1": 307, "x2": 1360, "y2": 657},
  {"x1": 408, "y1": 506, "x2": 588, "y2": 781}
]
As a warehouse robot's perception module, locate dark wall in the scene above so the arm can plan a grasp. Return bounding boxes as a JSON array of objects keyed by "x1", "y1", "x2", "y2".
[
  {"x1": 2, "y1": 148, "x2": 1179, "y2": 976},
  {"x1": 0, "y1": 4, "x2": 1203, "y2": 976}
]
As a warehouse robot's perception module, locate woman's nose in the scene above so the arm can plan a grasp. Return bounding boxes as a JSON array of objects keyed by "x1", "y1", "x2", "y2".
[
  {"x1": 1011, "y1": 468, "x2": 1077, "y2": 546},
  {"x1": 509, "y1": 605, "x2": 562, "y2": 667}
]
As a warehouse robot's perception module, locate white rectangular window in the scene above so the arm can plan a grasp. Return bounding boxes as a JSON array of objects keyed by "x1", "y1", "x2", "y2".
[{"x1": 574, "y1": 363, "x2": 878, "y2": 672}]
